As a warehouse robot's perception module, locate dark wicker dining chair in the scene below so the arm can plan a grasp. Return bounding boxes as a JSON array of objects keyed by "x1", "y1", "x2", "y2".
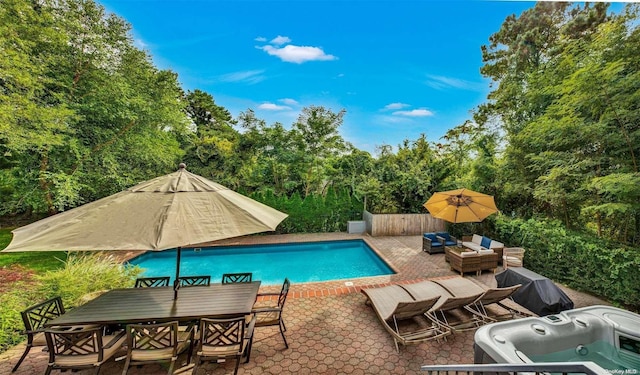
[
  {"x1": 221, "y1": 272, "x2": 253, "y2": 284},
  {"x1": 12, "y1": 296, "x2": 66, "y2": 372},
  {"x1": 252, "y1": 278, "x2": 290, "y2": 348},
  {"x1": 193, "y1": 315, "x2": 256, "y2": 375},
  {"x1": 134, "y1": 276, "x2": 171, "y2": 288},
  {"x1": 177, "y1": 275, "x2": 211, "y2": 287}
]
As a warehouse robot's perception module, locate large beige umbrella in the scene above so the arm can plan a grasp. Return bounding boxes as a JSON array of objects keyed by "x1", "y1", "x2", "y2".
[
  {"x1": 3, "y1": 164, "x2": 288, "y2": 298},
  {"x1": 424, "y1": 188, "x2": 498, "y2": 223}
]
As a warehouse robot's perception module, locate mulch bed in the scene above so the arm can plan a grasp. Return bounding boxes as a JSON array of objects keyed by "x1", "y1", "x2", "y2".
[{"x1": 0, "y1": 265, "x2": 37, "y2": 293}]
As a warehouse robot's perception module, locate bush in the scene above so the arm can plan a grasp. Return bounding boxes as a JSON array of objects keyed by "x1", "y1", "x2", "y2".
[
  {"x1": 0, "y1": 284, "x2": 46, "y2": 353},
  {"x1": 492, "y1": 216, "x2": 640, "y2": 311},
  {"x1": 37, "y1": 253, "x2": 143, "y2": 308}
]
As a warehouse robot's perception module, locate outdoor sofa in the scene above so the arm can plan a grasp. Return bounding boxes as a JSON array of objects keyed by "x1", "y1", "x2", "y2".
[{"x1": 461, "y1": 234, "x2": 504, "y2": 261}]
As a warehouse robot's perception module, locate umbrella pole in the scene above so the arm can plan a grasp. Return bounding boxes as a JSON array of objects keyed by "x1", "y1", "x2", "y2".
[{"x1": 174, "y1": 247, "x2": 182, "y2": 300}]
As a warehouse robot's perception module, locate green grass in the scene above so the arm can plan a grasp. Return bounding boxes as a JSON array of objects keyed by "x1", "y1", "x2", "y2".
[{"x1": 0, "y1": 228, "x2": 68, "y2": 273}]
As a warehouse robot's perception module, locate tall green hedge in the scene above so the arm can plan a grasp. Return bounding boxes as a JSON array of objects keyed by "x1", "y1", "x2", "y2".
[
  {"x1": 492, "y1": 216, "x2": 640, "y2": 311},
  {"x1": 250, "y1": 188, "x2": 364, "y2": 233}
]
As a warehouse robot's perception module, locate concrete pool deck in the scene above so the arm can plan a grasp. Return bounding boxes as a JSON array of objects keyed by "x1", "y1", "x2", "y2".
[{"x1": 0, "y1": 233, "x2": 610, "y2": 375}]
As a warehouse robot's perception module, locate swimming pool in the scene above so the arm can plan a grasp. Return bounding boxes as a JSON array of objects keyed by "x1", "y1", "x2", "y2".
[{"x1": 128, "y1": 239, "x2": 395, "y2": 286}]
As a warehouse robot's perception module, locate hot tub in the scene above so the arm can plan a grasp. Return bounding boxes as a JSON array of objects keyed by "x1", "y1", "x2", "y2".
[{"x1": 474, "y1": 305, "x2": 640, "y2": 372}]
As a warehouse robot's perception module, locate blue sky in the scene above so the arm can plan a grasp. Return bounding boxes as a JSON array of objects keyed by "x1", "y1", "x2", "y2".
[{"x1": 98, "y1": 1, "x2": 619, "y2": 154}]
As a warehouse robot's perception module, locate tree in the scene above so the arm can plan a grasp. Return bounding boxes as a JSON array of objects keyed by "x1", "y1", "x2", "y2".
[{"x1": 292, "y1": 106, "x2": 347, "y2": 196}]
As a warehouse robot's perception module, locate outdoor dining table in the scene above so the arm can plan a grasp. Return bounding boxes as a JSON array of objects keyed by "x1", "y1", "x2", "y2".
[{"x1": 46, "y1": 281, "x2": 261, "y2": 326}]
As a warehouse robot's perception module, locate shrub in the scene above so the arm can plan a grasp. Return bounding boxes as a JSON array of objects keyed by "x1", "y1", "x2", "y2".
[
  {"x1": 37, "y1": 253, "x2": 143, "y2": 308},
  {"x1": 492, "y1": 216, "x2": 640, "y2": 311},
  {"x1": 0, "y1": 284, "x2": 45, "y2": 353}
]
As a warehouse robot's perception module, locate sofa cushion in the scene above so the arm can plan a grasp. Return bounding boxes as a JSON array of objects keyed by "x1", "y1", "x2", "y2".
[
  {"x1": 477, "y1": 249, "x2": 494, "y2": 255},
  {"x1": 472, "y1": 234, "x2": 483, "y2": 245},
  {"x1": 480, "y1": 236, "x2": 492, "y2": 249},
  {"x1": 489, "y1": 240, "x2": 504, "y2": 249},
  {"x1": 462, "y1": 242, "x2": 483, "y2": 252},
  {"x1": 460, "y1": 251, "x2": 478, "y2": 257}
]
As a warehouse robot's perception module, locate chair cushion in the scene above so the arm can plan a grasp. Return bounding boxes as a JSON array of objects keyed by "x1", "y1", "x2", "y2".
[
  {"x1": 423, "y1": 233, "x2": 437, "y2": 241},
  {"x1": 472, "y1": 234, "x2": 483, "y2": 245},
  {"x1": 435, "y1": 232, "x2": 450, "y2": 241},
  {"x1": 32, "y1": 332, "x2": 47, "y2": 346},
  {"x1": 480, "y1": 236, "x2": 492, "y2": 249},
  {"x1": 200, "y1": 343, "x2": 241, "y2": 357}
]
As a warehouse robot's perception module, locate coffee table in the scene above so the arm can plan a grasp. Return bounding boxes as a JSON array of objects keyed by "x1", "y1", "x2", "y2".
[{"x1": 445, "y1": 246, "x2": 498, "y2": 276}]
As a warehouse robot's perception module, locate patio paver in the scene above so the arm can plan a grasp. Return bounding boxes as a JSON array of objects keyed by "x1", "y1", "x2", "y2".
[{"x1": 0, "y1": 233, "x2": 610, "y2": 375}]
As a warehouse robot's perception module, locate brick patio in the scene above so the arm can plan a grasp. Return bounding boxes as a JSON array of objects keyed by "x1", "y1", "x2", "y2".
[{"x1": 0, "y1": 233, "x2": 610, "y2": 375}]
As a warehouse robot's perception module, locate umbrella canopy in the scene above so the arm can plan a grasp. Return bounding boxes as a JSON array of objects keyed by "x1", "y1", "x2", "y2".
[
  {"x1": 3, "y1": 164, "x2": 288, "y2": 298},
  {"x1": 423, "y1": 188, "x2": 498, "y2": 223}
]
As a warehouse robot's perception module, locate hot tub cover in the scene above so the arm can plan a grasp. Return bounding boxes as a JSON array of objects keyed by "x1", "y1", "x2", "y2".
[{"x1": 495, "y1": 267, "x2": 574, "y2": 316}]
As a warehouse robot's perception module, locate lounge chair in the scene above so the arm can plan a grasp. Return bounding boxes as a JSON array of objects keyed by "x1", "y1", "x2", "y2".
[
  {"x1": 436, "y1": 232, "x2": 458, "y2": 247},
  {"x1": 422, "y1": 233, "x2": 444, "y2": 254},
  {"x1": 400, "y1": 280, "x2": 484, "y2": 332},
  {"x1": 361, "y1": 284, "x2": 449, "y2": 352},
  {"x1": 503, "y1": 247, "x2": 526, "y2": 268},
  {"x1": 432, "y1": 277, "x2": 524, "y2": 322}
]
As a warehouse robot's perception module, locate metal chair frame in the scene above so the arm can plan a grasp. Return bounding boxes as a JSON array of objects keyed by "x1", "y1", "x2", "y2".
[
  {"x1": 122, "y1": 321, "x2": 194, "y2": 375},
  {"x1": 177, "y1": 275, "x2": 211, "y2": 287},
  {"x1": 134, "y1": 276, "x2": 171, "y2": 288},
  {"x1": 12, "y1": 296, "x2": 65, "y2": 372},
  {"x1": 221, "y1": 272, "x2": 253, "y2": 284},
  {"x1": 193, "y1": 316, "x2": 256, "y2": 375},
  {"x1": 252, "y1": 278, "x2": 290, "y2": 348}
]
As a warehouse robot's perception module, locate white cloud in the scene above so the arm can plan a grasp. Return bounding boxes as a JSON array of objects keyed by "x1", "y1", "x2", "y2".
[
  {"x1": 392, "y1": 108, "x2": 434, "y2": 117},
  {"x1": 270, "y1": 35, "x2": 292, "y2": 45},
  {"x1": 279, "y1": 98, "x2": 299, "y2": 106},
  {"x1": 258, "y1": 44, "x2": 337, "y2": 64},
  {"x1": 425, "y1": 75, "x2": 481, "y2": 91},
  {"x1": 254, "y1": 36, "x2": 267, "y2": 42},
  {"x1": 258, "y1": 102, "x2": 292, "y2": 111},
  {"x1": 383, "y1": 102, "x2": 410, "y2": 111},
  {"x1": 219, "y1": 70, "x2": 266, "y2": 84}
]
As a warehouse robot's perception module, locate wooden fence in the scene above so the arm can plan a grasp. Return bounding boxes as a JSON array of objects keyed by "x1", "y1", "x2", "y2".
[{"x1": 362, "y1": 210, "x2": 445, "y2": 236}]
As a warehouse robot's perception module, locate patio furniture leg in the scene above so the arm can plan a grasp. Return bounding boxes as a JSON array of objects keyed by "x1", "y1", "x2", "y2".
[{"x1": 11, "y1": 345, "x2": 32, "y2": 372}]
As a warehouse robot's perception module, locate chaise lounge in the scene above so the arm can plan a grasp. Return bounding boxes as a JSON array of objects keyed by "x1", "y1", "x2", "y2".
[{"x1": 361, "y1": 284, "x2": 450, "y2": 352}]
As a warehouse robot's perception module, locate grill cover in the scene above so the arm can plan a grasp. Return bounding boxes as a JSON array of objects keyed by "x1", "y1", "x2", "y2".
[{"x1": 495, "y1": 267, "x2": 574, "y2": 316}]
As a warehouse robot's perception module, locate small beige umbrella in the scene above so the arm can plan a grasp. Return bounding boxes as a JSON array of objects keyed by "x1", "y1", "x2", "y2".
[
  {"x1": 424, "y1": 188, "x2": 498, "y2": 223},
  {"x1": 3, "y1": 164, "x2": 288, "y2": 298}
]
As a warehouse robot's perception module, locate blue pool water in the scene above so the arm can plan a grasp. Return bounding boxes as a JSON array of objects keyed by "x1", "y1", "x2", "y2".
[{"x1": 128, "y1": 240, "x2": 394, "y2": 286}]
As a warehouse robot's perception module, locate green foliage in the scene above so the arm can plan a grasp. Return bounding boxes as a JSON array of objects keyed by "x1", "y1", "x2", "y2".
[
  {"x1": 36, "y1": 253, "x2": 143, "y2": 308},
  {"x1": 251, "y1": 188, "x2": 363, "y2": 233},
  {"x1": 493, "y1": 216, "x2": 640, "y2": 311},
  {"x1": 0, "y1": 251, "x2": 68, "y2": 273},
  {"x1": 0, "y1": 284, "x2": 46, "y2": 353}
]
